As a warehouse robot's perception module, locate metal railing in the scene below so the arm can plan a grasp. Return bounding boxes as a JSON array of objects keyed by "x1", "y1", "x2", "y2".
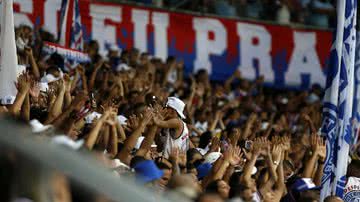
[{"x1": 0, "y1": 116, "x2": 177, "y2": 202}]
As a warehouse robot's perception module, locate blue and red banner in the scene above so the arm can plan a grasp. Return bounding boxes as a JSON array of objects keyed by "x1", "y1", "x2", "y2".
[{"x1": 13, "y1": 0, "x2": 332, "y2": 89}]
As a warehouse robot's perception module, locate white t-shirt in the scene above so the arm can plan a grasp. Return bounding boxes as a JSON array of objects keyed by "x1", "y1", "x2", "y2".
[
  {"x1": 163, "y1": 121, "x2": 189, "y2": 158},
  {"x1": 343, "y1": 177, "x2": 360, "y2": 202}
]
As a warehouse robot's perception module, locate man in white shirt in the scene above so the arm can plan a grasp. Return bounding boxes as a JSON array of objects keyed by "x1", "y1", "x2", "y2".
[{"x1": 153, "y1": 97, "x2": 189, "y2": 158}]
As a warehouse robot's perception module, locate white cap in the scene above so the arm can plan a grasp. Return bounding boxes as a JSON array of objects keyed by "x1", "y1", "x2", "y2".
[
  {"x1": 39, "y1": 82, "x2": 49, "y2": 92},
  {"x1": 116, "y1": 63, "x2": 131, "y2": 72},
  {"x1": 109, "y1": 44, "x2": 120, "y2": 52},
  {"x1": 307, "y1": 93, "x2": 320, "y2": 104},
  {"x1": 166, "y1": 97, "x2": 186, "y2": 119},
  {"x1": 85, "y1": 112, "x2": 102, "y2": 124},
  {"x1": 117, "y1": 115, "x2": 127, "y2": 125},
  {"x1": 40, "y1": 74, "x2": 59, "y2": 83},
  {"x1": 51, "y1": 135, "x2": 84, "y2": 150},
  {"x1": 204, "y1": 152, "x2": 222, "y2": 164},
  {"x1": 1, "y1": 95, "x2": 15, "y2": 105},
  {"x1": 29, "y1": 119, "x2": 53, "y2": 133}
]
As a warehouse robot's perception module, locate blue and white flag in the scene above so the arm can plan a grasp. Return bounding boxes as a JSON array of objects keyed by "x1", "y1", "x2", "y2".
[
  {"x1": 57, "y1": 0, "x2": 87, "y2": 70},
  {"x1": 58, "y1": 0, "x2": 83, "y2": 50},
  {"x1": 320, "y1": 0, "x2": 357, "y2": 200}
]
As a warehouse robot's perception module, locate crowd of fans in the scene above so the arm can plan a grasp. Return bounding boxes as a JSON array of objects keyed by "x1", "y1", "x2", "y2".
[
  {"x1": 123, "y1": 0, "x2": 336, "y2": 28},
  {"x1": 1, "y1": 23, "x2": 360, "y2": 202}
]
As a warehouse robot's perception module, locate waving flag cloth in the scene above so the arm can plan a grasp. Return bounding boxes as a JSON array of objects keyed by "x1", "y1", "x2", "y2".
[
  {"x1": 46, "y1": 0, "x2": 89, "y2": 69},
  {"x1": 320, "y1": 0, "x2": 358, "y2": 200},
  {"x1": 0, "y1": 0, "x2": 19, "y2": 104}
]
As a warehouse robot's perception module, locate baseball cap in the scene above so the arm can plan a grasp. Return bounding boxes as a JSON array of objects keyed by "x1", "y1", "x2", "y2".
[
  {"x1": 196, "y1": 162, "x2": 212, "y2": 180},
  {"x1": 133, "y1": 160, "x2": 164, "y2": 183}
]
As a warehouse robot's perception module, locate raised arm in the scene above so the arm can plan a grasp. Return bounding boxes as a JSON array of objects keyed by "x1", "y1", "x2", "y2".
[
  {"x1": 24, "y1": 47, "x2": 40, "y2": 79},
  {"x1": 85, "y1": 111, "x2": 110, "y2": 150},
  {"x1": 9, "y1": 74, "x2": 31, "y2": 116},
  {"x1": 153, "y1": 117, "x2": 182, "y2": 129},
  {"x1": 117, "y1": 110, "x2": 153, "y2": 165},
  {"x1": 136, "y1": 124, "x2": 158, "y2": 157},
  {"x1": 45, "y1": 80, "x2": 66, "y2": 124},
  {"x1": 302, "y1": 134, "x2": 321, "y2": 178},
  {"x1": 89, "y1": 60, "x2": 103, "y2": 91}
]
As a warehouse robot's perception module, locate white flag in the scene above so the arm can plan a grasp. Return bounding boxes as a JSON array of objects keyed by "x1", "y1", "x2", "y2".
[
  {"x1": 320, "y1": 0, "x2": 357, "y2": 200},
  {"x1": 0, "y1": 0, "x2": 18, "y2": 104}
]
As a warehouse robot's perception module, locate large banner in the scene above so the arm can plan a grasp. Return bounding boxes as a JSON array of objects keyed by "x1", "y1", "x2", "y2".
[{"x1": 13, "y1": 0, "x2": 332, "y2": 89}]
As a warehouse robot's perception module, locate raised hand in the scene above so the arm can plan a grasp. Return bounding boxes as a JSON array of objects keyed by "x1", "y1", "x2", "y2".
[
  {"x1": 126, "y1": 115, "x2": 140, "y2": 131},
  {"x1": 224, "y1": 145, "x2": 242, "y2": 166},
  {"x1": 253, "y1": 137, "x2": 269, "y2": 156},
  {"x1": 63, "y1": 74, "x2": 72, "y2": 92},
  {"x1": 16, "y1": 72, "x2": 31, "y2": 93},
  {"x1": 24, "y1": 46, "x2": 33, "y2": 57},
  {"x1": 76, "y1": 65, "x2": 85, "y2": 75},
  {"x1": 71, "y1": 91, "x2": 88, "y2": 111},
  {"x1": 310, "y1": 133, "x2": 318, "y2": 152},
  {"x1": 139, "y1": 108, "x2": 153, "y2": 127},
  {"x1": 271, "y1": 144, "x2": 283, "y2": 163},
  {"x1": 29, "y1": 80, "x2": 40, "y2": 98},
  {"x1": 315, "y1": 137, "x2": 326, "y2": 161},
  {"x1": 280, "y1": 135, "x2": 291, "y2": 151}
]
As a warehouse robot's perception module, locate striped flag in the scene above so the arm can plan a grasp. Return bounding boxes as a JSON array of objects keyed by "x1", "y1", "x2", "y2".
[
  {"x1": 320, "y1": 0, "x2": 357, "y2": 200},
  {"x1": 58, "y1": 0, "x2": 83, "y2": 51},
  {"x1": 57, "y1": 0, "x2": 86, "y2": 70}
]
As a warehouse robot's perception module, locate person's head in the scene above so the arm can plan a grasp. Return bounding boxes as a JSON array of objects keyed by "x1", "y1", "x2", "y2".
[
  {"x1": 165, "y1": 97, "x2": 186, "y2": 119},
  {"x1": 195, "y1": 193, "x2": 224, "y2": 202},
  {"x1": 324, "y1": 196, "x2": 343, "y2": 202},
  {"x1": 46, "y1": 66, "x2": 61, "y2": 78},
  {"x1": 195, "y1": 69, "x2": 209, "y2": 83},
  {"x1": 347, "y1": 159, "x2": 360, "y2": 178},
  {"x1": 167, "y1": 174, "x2": 202, "y2": 199},
  {"x1": 19, "y1": 25, "x2": 32, "y2": 41},
  {"x1": 187, "y1": 149, "x2": 203, "y2": 164},
  {"x1": 190, "y1": 136, "x2": 200, "y2": 148},
  {"x1": 229, "y1": 184, "x2": 254, "y2": 202},
  {"x1": 132, "y1": 159, "x2": 164, "y2": 186},
  {"x1": 196, "y1": 163, "x2": 212, "y2": 180},
  {"x1": 86, "y1": 40, "x2": 99, "y2": 56},
  {"x1": 129, "y1": 48, "x2": 140, "y2": 65},
  {"x1": 107, "y1": 44, "x2": 120, "y2": 58},
  {"x1": 155, "y1": 159, "x2": 173, "y2": 189},
  {"x1": 139, "y1": 52, "x2": 150, "y2": 66},
  {"x1": 283, "y1": 159, "x2": 296, "y2": 180},
  {"x1": 205, "y1": 180, "x2": 230, "y2": 199},
  {"x1": 187, "y1": 163, "x2": 198, "y2": 176},
  {"x1": 198, "y1": 131, "x2": 212, "y2": 149},
  {"x1": 296, "y1": 190, "x2": 320, "y2": 202},
  {"x1": 194, "y1": 109, "x2": 208, "y2": 122}
]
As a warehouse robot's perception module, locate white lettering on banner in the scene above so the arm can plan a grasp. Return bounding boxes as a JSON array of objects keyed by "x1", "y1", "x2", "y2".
[
  {"x1": 90, "y1": 4, "x2": 122, "y2": 56},
  {"x1": 132, "y1": 9, "x2": 149, "y2": 53},
  {"x1": 286, "y1": 31, "x2": 325, "y2": 86},
  {"x1": 44, "y1": 0, "x2": 62, "y2": 36},
  {"x1": 13, "y1": 0, "x2": 33, "y2": 27},
  {"x1": 237, "y1": 22, "x2": 272, "y2": 82},
  {"x1": 193, "y1": 18, "x2": 227, "y2": 74},
  {"x1": 152, "y1": 12, "x2": 169, "y2": 60}
]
